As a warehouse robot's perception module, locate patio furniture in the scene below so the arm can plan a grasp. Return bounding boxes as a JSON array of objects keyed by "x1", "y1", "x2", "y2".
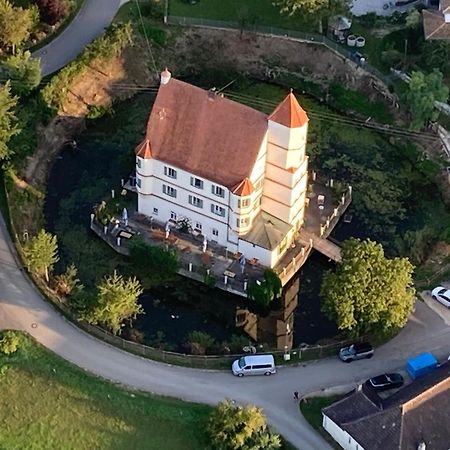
[
  {"x1": 317, "y1": 194, "x2": 325, "y2": 210},
  {"x1": 224, "y1": 270, "x2": 236, "y2": 279}
]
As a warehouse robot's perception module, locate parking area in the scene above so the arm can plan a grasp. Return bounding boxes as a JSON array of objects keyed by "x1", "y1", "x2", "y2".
[{"x1": 421, "y1": 290, "x2": 450, "y2": 326}]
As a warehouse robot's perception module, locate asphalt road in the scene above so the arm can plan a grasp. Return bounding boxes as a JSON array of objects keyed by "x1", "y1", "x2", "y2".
[
  {"x1": 1, "y1": 213, "x2": 450, "y2": 450},
  {"x1": 32, "y1": 0, "x2": 127, "y2": 77}
]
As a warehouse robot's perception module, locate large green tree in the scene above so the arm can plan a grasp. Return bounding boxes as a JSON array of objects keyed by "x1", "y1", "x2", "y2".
[
  {"x1": 406, "y1": 69, "x2": 449, "y2": 130},
  {"x1": 24, "y1": 229, "x2": 59, "y2": 282},
  {"x1": 86, "y1": 271, "x2": 143, "y2": 335},
  {"x1": 321, "y1": 238, "x2": 415, "y2": 337},
  {"x1": 128, "y1": 236, "x2": 179, "y2": 289},
  {"x1": 1, "y1": 51, "x2": 41, "y2": 95},
  {"x1": 273, "y1": 0, "x2": 350, "y2": 33},
  {"x1": 208, "y1": 400, "x2": 281, "y2": 450},
  {"x1": 0, "y1": 0, "x2": 38, "y2": 53},
  {"x1": 0, "y1": 81, "x2": 19, "y2": 161}
]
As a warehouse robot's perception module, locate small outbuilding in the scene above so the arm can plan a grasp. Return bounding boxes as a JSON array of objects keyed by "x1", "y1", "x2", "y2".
[
  {"x1": 328, "y1": 15, "x2": 352, "y2": 42},
  {"x1": 406, "y1": 352, "x2": 438, "y2": 379}
]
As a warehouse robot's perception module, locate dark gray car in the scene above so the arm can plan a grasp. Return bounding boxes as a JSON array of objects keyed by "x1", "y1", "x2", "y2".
[{"x1": 339, "y1": 342, "x2": 374, "y2": 363}]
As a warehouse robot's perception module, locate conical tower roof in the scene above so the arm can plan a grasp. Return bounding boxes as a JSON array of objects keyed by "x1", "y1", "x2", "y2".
[
  {"x1": 232, "y1": 178, "x2": 254, "y2": 196},
  {"x1": 135, "y1": 139, "x2": 152, "y2": 159},
  {"x1": 268, "y1": 90, "x2": 309, "y2": 128}
]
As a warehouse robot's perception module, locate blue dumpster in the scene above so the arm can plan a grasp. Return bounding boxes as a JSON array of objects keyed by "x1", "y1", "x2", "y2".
[{"x1": 406, "y1": 352, "x2": 438, "y2": 380}]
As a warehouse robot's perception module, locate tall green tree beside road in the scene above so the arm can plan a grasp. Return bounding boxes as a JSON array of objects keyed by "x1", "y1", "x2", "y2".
[
  {"x1": 0, "y1": 81, "x2": 19, "y2": 161},
  {"x1": 24, "y1": 229, "x2": 59, "y2": 282},
  {"x1": 208, "y1": 400, "x2": 281, "y2": 450},
  {"x1": 86, "y1": 271, "x2": 143, "y2": 335},
  {"x1": 406, "y1": 69, "x2": 449, "y2": 130},
  {"x1": 0, "y1": 0, "x2": 38, "y2": 53},
  {"x1": 273, "y1": 0, "x2": 349, "y2": 16},
  {"x1": 1, "y1": 51, "x2": 41, "y2": 95},
  {"x1": 321, "y1": 238, "x2": 415, "y2": 338}
]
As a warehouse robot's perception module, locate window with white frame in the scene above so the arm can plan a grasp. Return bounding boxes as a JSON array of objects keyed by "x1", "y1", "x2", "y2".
[
  {"x1": 136, "y1": 177, "x2": 141, "y2": 188},
  {"x1": 254, "y1": 179, "x2": 263, "y2": 191},
  {"x1": 238, "y1": 198, "x2": 251, "y2": 208},
  {"x1": 211, "y1": 204, "x2": 225, "y2": 217},
  {"x1": 194, "y1": 222, "x2": 202, "y2": 231},
  {"x1": 153, "y1": 207, "x2": 158, "y2": 215},
  {"x1": 212, "y1": 228, "x2": 219, "y2": 237},
  {"x1": 162, "y1": 184, "x2": 177, "y2": 198},
  {"x1": 164, "y1": 166, "x2": 177, "y2": 179},
  {"x1": 188, "y1": 195, "x2": 203, "y2": 208},
  {"x1": 190, "y1": 177, "x2": 204, "y2": 189},
  {"x1": 170, "y1": 211, "x2": 177, "y2": 220},
  {"x1": 236, "y1": 217, "x2": 250, "y2": 227},
  {"x1": 212, "y1": 185, "x2": 225, "y2": 198},
  {"x1": 136, "y1": 158, "x2": 142, "y2": 168}
]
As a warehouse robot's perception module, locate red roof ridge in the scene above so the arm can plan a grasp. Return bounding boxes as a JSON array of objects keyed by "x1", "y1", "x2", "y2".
[
  {"x1": 232, "y1": 178, "x2": 254, "y2": 196},
  {"x1": 268, "y1": 91, "x2": 309, "y2": 128},
  {"x1": 135, "y1": 139, "x2": 152, "y2": 159}
]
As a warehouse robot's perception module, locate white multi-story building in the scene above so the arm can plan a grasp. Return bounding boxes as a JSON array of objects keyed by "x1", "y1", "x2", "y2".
[{"x1": 135, "y1": 69, "x2": 309, "y2": 268}]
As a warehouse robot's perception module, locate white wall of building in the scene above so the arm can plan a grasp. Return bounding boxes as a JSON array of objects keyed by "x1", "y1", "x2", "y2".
[
  {"x1": 322, "y1": 415, "x2": 365, "y2": 450},
  {"x1": 136, "y1": 157, "x2": 240, "y2": 250},
  {"x1": 238, "y1": 239, "x2": 277, "y2": 267}
]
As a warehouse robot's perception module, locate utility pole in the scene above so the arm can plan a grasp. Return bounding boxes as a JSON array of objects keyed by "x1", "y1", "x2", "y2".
[
  {"x1": 404, "y1": 38, "x2": 408, "y2": 67},
  {"x1": 164, "y1": 0, "x2": 169, "y2": 24}
]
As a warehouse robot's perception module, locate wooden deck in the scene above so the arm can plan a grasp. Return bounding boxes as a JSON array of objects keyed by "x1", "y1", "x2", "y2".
[{"x1": 298, "y1": 229, "x2": 342, "y2": 262}]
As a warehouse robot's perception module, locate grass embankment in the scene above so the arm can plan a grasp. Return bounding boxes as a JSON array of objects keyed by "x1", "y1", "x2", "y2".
[
  {"x1": 300, "y1": 395, "x2": 342, "y2": 449},
  {"x1": 0, "y1": 332, "x2": 212, "y2": 449},
  {"x1": 169, "y1": 0, "x2": 317, "y2": 32}
]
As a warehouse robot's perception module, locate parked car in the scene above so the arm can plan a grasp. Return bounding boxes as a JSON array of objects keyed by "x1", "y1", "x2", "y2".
[
  {"x1": 231, "y1": 354, "x2": 276, "y2": 377},
  {"x1": 367, "y1": 373, "x2": 404, "y2": 391},
  {"x1": 431, "y1": 286, "x2": 450, "y2": 308},
  {"x1": 339, "y1": 342, "x2": 373, "y2": 363}
]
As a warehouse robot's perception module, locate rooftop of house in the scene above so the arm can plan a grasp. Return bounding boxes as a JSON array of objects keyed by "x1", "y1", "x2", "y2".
[
  {"x1": 241, "y1": 211, "x2": 293, "y2": 251},
  {"x1": 423, "y1": 7, "x2": 450, "y2": 40},
  {"x1": 323, "y1": 362, "x2": 450, "y2": 449},
  {"x1": 139, "y1": 73, "x2": 308, "y2": 189}
]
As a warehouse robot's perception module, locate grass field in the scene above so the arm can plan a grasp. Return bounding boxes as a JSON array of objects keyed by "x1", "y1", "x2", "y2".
[
  {"x1": 0, "y1": 332, "x2": 212, "y2": 449},
  {"x1": 169, "y1": 0, "x2": 317, "y2": 32},
  {"x1": 300, "y1": 395, "x2": 342, "y2": 448}
]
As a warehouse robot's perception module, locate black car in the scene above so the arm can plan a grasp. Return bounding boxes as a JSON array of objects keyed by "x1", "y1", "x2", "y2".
[{"x1": 368, "y1": 373, "x2": 404, "y2": 391}]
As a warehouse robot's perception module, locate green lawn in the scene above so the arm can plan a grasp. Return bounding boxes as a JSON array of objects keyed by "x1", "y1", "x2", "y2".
[
  {"x1": 169, "y1": 0, "x2": 317, "y2": 32},
  {"x1": 0, "y1": 332, "x2": 212, "y2": 449},
  {"x1": 300, "y1": 395, "x2": 342, "y2": 448}
]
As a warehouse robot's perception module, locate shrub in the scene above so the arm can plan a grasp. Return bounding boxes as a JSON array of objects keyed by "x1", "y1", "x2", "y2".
[
  {"x1": 36, "y1": 0, "x2": 69, "y2": 25},
  {"x1": 186, "y1": 331, "x2": 216, "y2": 355},
  {"x1": 41, "y1": 22, "x2": 133, "y2": 111},
  {"x1": 0, "y1": 331, "x2": 21, "y2": 355}
]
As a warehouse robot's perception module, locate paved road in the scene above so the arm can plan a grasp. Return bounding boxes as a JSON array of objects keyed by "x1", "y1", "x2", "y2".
[
  {"x1": 32, "y1": 0, "x2": 127, "y2": 77},
  {"x1": 1, "y1": 215, "x2": 450, "y2": 449}
]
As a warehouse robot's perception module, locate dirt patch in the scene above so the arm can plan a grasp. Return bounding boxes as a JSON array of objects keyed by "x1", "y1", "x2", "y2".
[
  {"x1": 161, "y1": 27, "x2": 400, "y2": 119},
  {"x1": 22, "y1": 43, "x2": 154, "y2": 189}
]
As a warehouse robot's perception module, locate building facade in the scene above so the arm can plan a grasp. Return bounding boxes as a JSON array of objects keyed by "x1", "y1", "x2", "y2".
[{"x1": 135, "y1": 69, "x2": 309, "y2": 268}]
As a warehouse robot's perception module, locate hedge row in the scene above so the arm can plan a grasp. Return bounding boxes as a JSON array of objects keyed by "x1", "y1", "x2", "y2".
[{"x1": 41, "y1": 22, "x2": 133, "y2": 111}]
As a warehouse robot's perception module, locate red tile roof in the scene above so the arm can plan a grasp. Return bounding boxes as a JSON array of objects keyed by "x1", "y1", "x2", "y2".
[
  {"x1": 135, "y1": 139, "x2": 152, "y2": 159},
  {"x1": 145, "y1": 79, "x2": 268, "y2": 189},
  {"x1": 268, "y1": 91, "x2": 309, "y2": 128},
  {"x1": 232, "y1": 178, "x2": 254, "y2": 196}
]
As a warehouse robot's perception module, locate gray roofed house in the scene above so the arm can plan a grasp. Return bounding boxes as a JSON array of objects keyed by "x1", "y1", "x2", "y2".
[
  {"x1": 322, "y1": 362, "x2": 450, "y2": 450},
  {"x1": 423, "y1": 0, "x2": 450, "y2": 40}
]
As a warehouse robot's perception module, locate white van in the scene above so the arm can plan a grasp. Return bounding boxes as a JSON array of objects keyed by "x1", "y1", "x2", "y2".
[{"x1": 232, "y1": 354, "x2": 276, "y2": 377}]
